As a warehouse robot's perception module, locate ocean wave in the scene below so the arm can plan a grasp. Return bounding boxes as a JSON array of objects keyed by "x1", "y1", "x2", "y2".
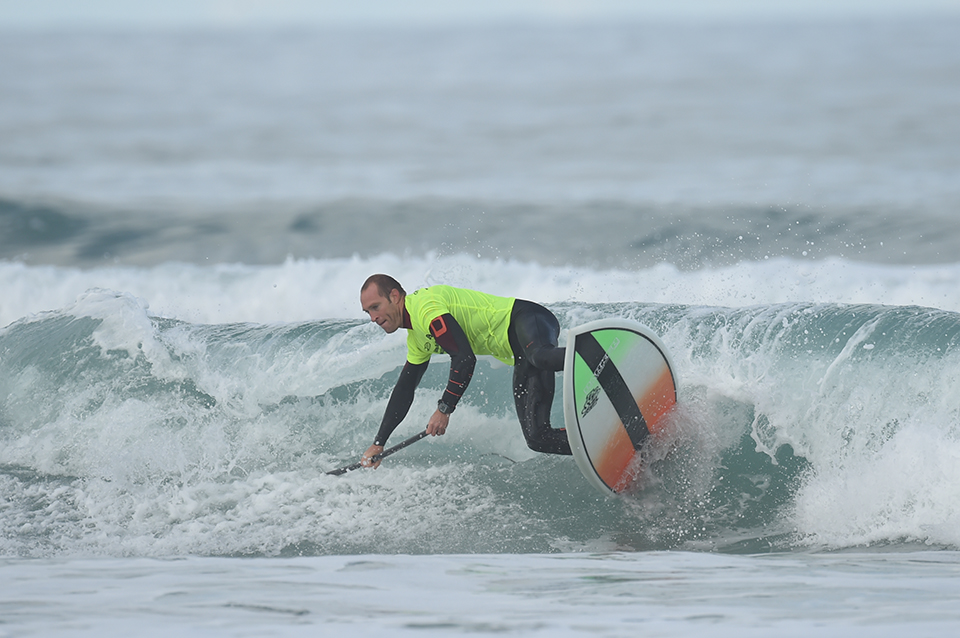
[
  {"x1": 3, "y1": 289, "x2": 960, "y2": 556},
  {"x1": 2, "y1": 196, "x2": 958, "y2": 271}
]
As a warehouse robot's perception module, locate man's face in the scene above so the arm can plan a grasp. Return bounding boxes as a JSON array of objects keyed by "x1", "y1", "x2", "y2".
[{"x1": 361, "y1": 286, "x2": 403, "y2": 334}]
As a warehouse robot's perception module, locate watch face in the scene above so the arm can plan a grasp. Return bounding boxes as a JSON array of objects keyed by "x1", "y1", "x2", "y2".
[{"x1": 438, "y1": 401, "x2": 451, "y2": 414}]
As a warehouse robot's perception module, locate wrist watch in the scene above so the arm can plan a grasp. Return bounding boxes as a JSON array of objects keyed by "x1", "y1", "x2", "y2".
[{"x1": 437, "y1": 400, "x2": 454, "y2": 414}]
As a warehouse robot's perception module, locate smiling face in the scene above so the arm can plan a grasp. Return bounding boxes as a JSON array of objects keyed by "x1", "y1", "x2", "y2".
[{"x1": 361, "y1": 284, "x2": 404, "y2": 334}]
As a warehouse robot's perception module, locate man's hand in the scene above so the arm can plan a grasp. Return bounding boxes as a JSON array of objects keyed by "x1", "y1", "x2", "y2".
[
  {"x1": 426, "y1": 409, "x2": 450, "y2": 436},
  {"x1": 361, "y1": 444, "x2": 384, "y2": 469}
]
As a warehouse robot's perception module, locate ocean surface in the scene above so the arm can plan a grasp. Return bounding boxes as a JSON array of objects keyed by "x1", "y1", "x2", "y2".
[{"x1": 2, "y1": 15, "x2": 960, "y2": 636}]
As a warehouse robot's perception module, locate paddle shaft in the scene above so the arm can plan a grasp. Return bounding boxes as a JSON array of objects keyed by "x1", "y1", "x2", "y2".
[{"x1": 325, "y1": 430, "x2": 428, "y2": 476}]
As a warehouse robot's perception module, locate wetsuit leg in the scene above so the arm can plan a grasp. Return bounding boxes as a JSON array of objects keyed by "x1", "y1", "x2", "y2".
[{"x1": 509, "y1": 300, "x2": 572, "y2": 455}]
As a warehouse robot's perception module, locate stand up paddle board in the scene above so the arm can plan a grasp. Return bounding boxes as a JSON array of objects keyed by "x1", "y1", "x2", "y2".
[{"x1": 563, "y1": 319, "x2": 677, "y2": 496}]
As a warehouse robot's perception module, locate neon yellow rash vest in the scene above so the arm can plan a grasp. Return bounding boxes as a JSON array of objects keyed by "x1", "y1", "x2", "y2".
[{"x1": 404, "y1": 285, "x2": 516, "y2": 366}]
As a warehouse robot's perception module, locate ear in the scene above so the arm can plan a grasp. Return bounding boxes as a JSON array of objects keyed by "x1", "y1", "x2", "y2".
[{"x1": 389, "y1": 289, "x2": 401, "y2": 304}]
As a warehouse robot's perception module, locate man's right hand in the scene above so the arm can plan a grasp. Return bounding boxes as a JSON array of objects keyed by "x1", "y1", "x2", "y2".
[{"x1": 361, "y1": 444, "x2": 384, "y2": 469}]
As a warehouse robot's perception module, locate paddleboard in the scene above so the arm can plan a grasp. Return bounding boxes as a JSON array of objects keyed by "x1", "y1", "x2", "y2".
[{"x1": 563, "y1": 318, "x2": 677, "y2": 496}]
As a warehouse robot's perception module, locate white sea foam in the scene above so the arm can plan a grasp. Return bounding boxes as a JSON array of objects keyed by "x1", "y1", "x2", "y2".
[{"x1": 4, "y1": 254, "x2": 960, "y2": 330}]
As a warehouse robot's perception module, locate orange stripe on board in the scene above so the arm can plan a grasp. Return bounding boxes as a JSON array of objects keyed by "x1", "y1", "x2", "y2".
[
  {"x1": 636, "y1": 367, "x2": 676, "y2": 436},
  {"x1": 595, "y1": 425, "x2": 637, "y2": 491},
  {"x1": 594, "y1": 367, "x2": 675, "y2": 492}
]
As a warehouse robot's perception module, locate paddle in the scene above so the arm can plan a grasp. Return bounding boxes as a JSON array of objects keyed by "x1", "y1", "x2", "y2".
[{"x1": 325, "y1": 430, "x2": 429, "y2": 476}]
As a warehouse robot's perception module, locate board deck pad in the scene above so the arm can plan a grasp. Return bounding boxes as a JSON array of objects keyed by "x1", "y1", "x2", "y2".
[{"x1": 563, "y1": 319, "x2": 677, "y2": 496}]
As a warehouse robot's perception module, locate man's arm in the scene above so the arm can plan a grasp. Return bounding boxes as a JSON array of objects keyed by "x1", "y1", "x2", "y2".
[
  {"x1": 362, "y1": 313, "x2": 476, "y2": 465},
  {"x1": 429, "y1": 313, "x2": 476, "y2": 414},
  {"x1": 362, "y1": 360, "x2": 427, "y2": 467}
]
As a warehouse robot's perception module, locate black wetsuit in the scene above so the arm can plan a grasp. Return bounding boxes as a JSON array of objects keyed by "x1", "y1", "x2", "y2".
[
  {"x1": 373, "y1": 299, "x2": 572, "y2": 455},
  {"x1": 507, "y1": 300, "x2": 571, "y2": 455}
]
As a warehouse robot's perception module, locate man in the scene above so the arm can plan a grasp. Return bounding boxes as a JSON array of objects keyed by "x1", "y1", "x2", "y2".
[{"x1": 359, "y1": 273, "x2": 571, "y2": 468}]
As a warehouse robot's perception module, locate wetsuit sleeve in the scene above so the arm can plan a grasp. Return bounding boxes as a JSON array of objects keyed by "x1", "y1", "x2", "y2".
[
  {"x1": 374, "y1": 360, "x2": 428, "y2": 446},
  {"x1": 429, "y1": 313, "x2": 476, "y2": 412}
]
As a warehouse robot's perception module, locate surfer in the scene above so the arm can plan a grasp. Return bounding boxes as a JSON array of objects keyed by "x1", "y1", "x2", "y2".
[{"x1": 359, "y1": 274, "x2": 571, "y2": 467}]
